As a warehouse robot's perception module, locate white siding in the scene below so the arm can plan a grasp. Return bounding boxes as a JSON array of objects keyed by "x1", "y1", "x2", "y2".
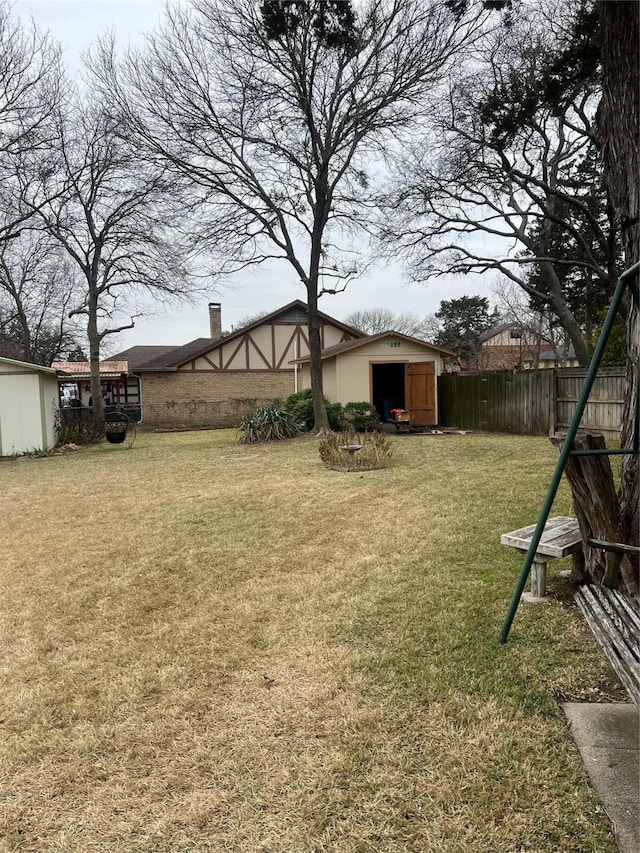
[
  {"x1": 42, "y1": 374, "x2": 60, "y2": 448},
  {"x1": 0, "y1": 362, "x2": 59, "y2": 455},
  {"x1": 1, "y1": 375, "x2": 40, "y2": 454}
]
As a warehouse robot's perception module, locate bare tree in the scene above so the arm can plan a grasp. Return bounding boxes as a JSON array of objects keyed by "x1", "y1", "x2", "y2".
[
  {"x1": 344, "y1": 307, "x2": 438, "y2": 340},
  {"x1": 0, "y1": 232, "x2": 81, "y2": 364},
  {"x1": 95, "y1": 0, "x2": 487, "y2": 431},
  {"x1": 383, "y1": 0, "x2": 618, "y2": 367},
  {"x1": 27, "y1": 94, "x2": 194, "y2": 419},
  {"x1": 0, "y1": 3, "x2": 63, "y2": 246}
]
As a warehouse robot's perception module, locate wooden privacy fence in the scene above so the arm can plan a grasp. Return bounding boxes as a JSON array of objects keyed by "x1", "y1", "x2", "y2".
[{"x1": 438, "y1": 368, "x2": 625, "y2": 439}]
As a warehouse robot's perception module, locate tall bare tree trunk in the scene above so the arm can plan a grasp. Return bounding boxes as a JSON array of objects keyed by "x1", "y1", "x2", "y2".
[
  {"x1": 87, "y1": 290, "x2": 104, "y2": 423},
  {"x1": 597, "y1": 1, "x2": 639, "y2": 590},
  {"x1": 308, "y1": 217, "x2": 330, "y2": 433},
  {"x1": 306, "y1": 283, "x2": 330, "y2": 433}
]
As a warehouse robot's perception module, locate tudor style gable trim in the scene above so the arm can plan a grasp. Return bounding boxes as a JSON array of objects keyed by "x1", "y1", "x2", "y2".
[{"x1": 136, "y1": 300, "x2": 363, "y2": 373}]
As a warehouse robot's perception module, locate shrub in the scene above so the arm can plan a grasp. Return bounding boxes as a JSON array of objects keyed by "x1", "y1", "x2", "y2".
[
  {"x1": 281, "y1": 389, "x2": 314, "y2": 430},
  {"x1": 326, "y1": 402, "x2": 346, "y2": 430},
  {"x1": 343, "y1": 401, "x2": 380, "y2": 432},
  {"x1": 238, "y1": 405, "x2": 303, "y2": 443},
  {"x1": 282, "y1": 388, "x2": 345, "y2": 431},
  {"x1": 318, "y1": 429, "x2": 392, "y2": 472},
  {"x1": 56, "y1": 409, "x2": 105, "y2": 445}
]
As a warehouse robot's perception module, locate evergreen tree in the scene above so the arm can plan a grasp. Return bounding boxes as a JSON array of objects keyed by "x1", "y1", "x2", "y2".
[{"x1": 434, "y1": 295, "x2": 498, "y2": 368}]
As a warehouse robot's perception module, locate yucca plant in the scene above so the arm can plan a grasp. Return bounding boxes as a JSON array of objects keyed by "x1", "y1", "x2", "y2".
[{"x1": 238, "y1": 405, "x2": 303, "y2": 443}]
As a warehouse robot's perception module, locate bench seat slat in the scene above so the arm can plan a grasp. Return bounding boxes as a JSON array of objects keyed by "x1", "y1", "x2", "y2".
[
  {"x1": 501, "y1": 516, "x2": 582, "y2": 558},
  {"x1": 592, "y1": 587, "x2": 640, "y2": 653},
  {"x1": 612, "y1": 593, "x2": 640, "y2": 635},
  {"x1": 575, "y1": 585, "x2": 640, "y2": 708},
  {"x1": 577, "y1": 587, "x2": 640, "y2": 671}
]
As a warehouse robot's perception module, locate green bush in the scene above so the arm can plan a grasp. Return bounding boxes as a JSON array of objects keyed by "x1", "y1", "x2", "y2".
[
  {"x1": 343, "y1": 401, "x2": 380, "y2": 432},
  {"x1": 326, "y1": 402, "x2": 346, "y2": 431},
  {"x1": 281, "y1": 389, "x2": 314, "y2": 430},
  {"x1": 281, "y1": 388, "x2": 345, "y2": 431},
  {"x1": 238, "y1": 405, "x2": 303, "y2": 444}
]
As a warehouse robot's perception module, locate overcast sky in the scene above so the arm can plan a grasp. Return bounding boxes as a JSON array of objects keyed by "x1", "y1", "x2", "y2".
[{"x1": 14, "y1": 0, "x2": 496, "y2": 351}]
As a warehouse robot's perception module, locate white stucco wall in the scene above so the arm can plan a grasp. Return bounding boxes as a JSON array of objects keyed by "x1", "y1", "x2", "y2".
[
  {"x1": 299, "y1": 337, "x2": 445, "y2": 405},
  {"x1": 187, "y1": 320, "x2": 357, "y2": 371}
]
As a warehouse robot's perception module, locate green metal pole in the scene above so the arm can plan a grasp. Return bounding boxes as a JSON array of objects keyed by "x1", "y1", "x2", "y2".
[{"x1": 498, "y1": 262, "x2": 639, "y2": 644}]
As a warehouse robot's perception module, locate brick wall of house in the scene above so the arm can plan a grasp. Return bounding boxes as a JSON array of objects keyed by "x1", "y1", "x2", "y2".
[
  {"x1": 475, "y1": 344, "x2": 545, "y2": 372},
  {"x1": 139, "y1": 370, "x2": 298, "y2": 427}
]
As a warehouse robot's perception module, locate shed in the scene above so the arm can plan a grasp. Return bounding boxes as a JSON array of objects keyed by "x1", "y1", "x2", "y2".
[
  {"x1": 0, "y1": 357, "x2": 59, "y2": 456},
  {"x1": 293, "y1": 331, "x2": 455, "y2": 425}
]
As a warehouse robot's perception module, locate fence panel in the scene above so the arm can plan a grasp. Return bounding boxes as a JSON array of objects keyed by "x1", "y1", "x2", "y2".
[
  {"x1": 438, "y1": 368, "x2": 624, "y2": 438},
  {"x1": 438, "y1": 373, "x2": 486, "y2": 430},
  {"x1": 555, "y1": 368, "x2": 624, "y2": 440}
]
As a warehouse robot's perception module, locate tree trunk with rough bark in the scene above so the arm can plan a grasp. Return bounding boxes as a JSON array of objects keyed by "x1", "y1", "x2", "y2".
[
  {"x1": 87, "y1": 290, "x2": 104, "y2": 424},
  {"x1": 307, "y1": 208, "x2": 331, "y2": 433},
  {"x1": 551, "y1": 432, "x2": 638, "y2": 594},
  {"x1": 597, "y1": 1, "x2": 639, "y2": 586},
  {"x1": 306, "y1": 284, "x2": 330, "y2": 433}
]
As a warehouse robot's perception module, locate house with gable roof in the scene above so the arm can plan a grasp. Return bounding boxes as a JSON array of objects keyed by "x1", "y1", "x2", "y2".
[
  {"x1": 474, "y1": 322, "x2": 550, "y2": 372},
  {"x1": 53, "y1": 301, "x2": 456, "y2": 429},
  {"x1": 293, "y1": 331, "x2": 455, "y2": 425},
  {"x1": 107, "y1": 301, "x2": 363, "y2": 426}
]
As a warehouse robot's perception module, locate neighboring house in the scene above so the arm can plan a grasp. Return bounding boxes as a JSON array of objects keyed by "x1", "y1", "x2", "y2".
[
  {"x1": 108, "y1": 301, "x2": 363, "y2": 427},
  {"x1": 475, "y1": 323, "x2": 550, "y2": 372},
  {"x1": 0, "y1": 357, "x2": 59, "y2": 455},
  {"x1": 293, "y1": 331, "x2": 455, "y2": 426},
  {"x1": 51, "y1": 360, "x2": 142, "y2": 417},
  {"x1": 524, "y1": 344, "x2": 580, "y2": 369}
]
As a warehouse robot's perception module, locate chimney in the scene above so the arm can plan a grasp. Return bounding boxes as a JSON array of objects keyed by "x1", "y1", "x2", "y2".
[{"x1": 209, "y1": 302, "x2": 222, "y2": 339}]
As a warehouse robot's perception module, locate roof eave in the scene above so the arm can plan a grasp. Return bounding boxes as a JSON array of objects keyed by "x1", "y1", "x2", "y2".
[
  {"x1": 134, "y1": 365, "x2": 179, "y2": 373},
  {"x1": 293, "y1": 330, "x2": 457, "y2": 362},
  {"x1": 0, "y1": 356, "x2": 57, "y2": 375}
]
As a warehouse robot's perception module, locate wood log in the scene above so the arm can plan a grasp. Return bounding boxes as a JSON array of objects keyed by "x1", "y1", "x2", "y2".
[{"x1": 550, "y1": 432, "x2": 638, "y2": 594}]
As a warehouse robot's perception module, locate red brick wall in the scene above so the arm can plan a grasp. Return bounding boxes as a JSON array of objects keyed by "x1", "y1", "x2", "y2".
[{"x1": 475, "y1": 345, "x2": 544, "y2": 372}]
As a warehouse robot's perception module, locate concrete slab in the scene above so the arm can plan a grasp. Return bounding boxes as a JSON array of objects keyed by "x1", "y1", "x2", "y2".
[
  {"x1": 521, "y1": 592, "x2": 551, "y2": 604},
  {"x1": 563, "y1": 703, "x2": 639, "y2": 853}
]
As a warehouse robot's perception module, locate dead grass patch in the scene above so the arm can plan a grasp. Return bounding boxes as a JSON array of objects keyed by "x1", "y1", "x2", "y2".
[
  {"x1": 0, "y1": 430, "x2": 621, "y2": 851},
  {"x1": 318, "y1": 429, "x2": 392, "y2": 472}
]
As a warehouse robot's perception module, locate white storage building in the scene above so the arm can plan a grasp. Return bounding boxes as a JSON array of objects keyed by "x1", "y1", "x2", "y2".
[{"x1": 0, "y1": 357, "x2": 59, "y2": 456}]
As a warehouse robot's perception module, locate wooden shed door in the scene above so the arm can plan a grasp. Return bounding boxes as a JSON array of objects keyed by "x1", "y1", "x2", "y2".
[{"x1": 405, "y1": 362, "x2": 436, "y2": 425}]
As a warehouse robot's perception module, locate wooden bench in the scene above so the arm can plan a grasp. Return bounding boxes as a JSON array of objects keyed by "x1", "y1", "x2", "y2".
[
  {"x1": 501, "y1": 516, "x2": 583, "y2": 599},
  {"x1": 575, "y1": 584, "x2": 640, "y2": 707}
]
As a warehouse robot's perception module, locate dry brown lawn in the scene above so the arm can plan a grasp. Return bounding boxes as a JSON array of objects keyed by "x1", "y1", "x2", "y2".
[{"x1": 0, "y1": 430, "x2": 622, "y2": 852}]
